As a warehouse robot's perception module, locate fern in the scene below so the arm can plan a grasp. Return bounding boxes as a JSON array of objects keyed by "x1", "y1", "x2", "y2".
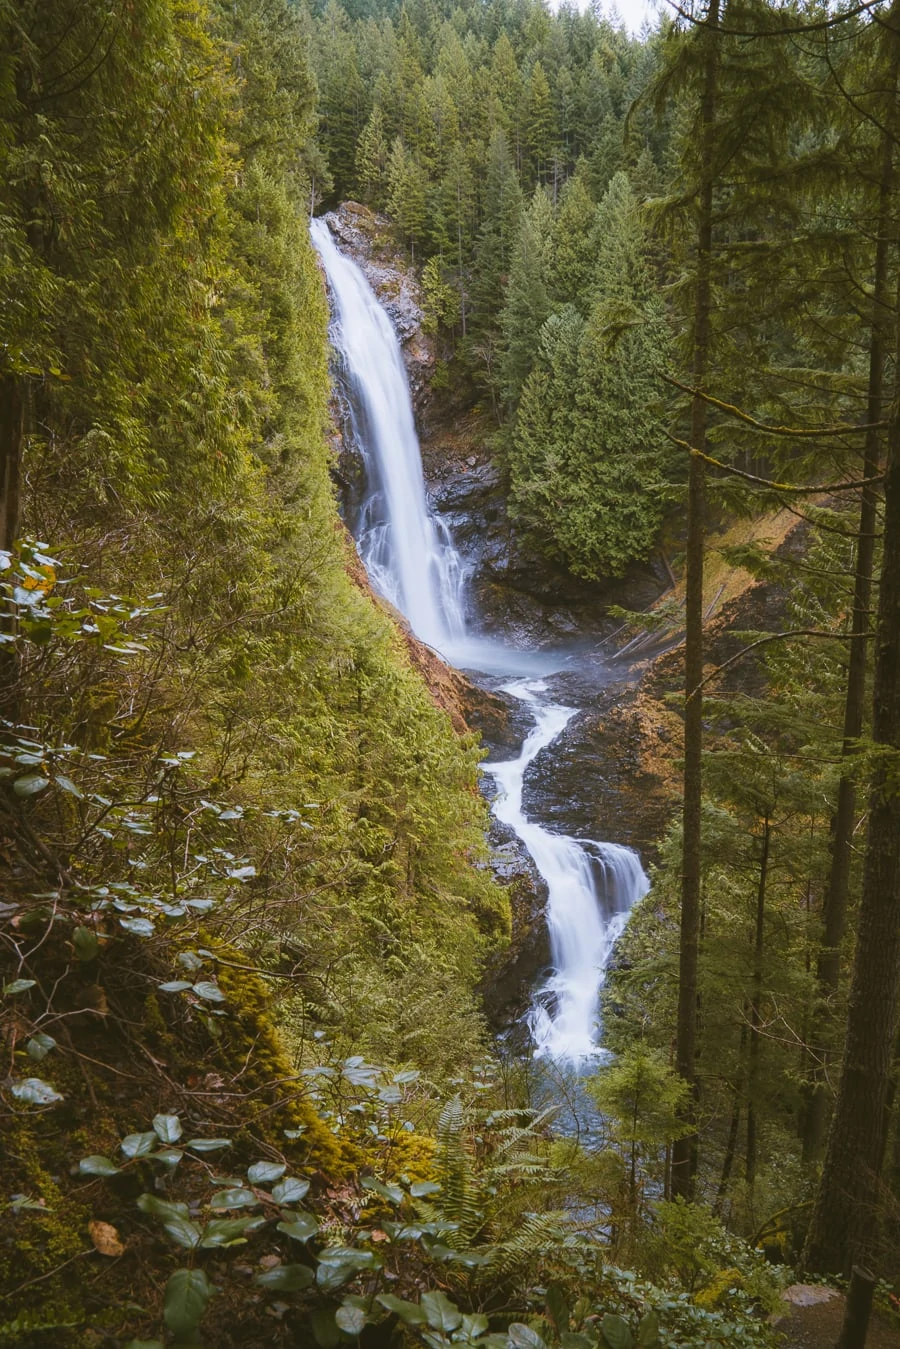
[
  {"x1": 491, "y1": 1210, "x2": 586, "y2": 1278},
  {"x1": 431, "y1": 1094, "x2": 485, "y2": 1243}
]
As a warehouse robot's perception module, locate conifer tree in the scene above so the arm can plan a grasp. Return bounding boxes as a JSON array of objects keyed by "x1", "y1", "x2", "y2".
[
  {"x1": 549, "y1": 167, "x2": 598, "y2": 308},
  {"x1": 508, "y1": 172, "x2": 671, "y2": 579},
  {"x1": 497, "y1": 185, "x2": 555, "y2": 406},
  {"x1": 387, "y1": 137, "x2": 429, "y2": 259},
  {"x1": 356, "y1": 104, "x2": 390, "y2": 206},
  {"x1": 672, "y1": 0, "x2": 721, "y2": 1202},
  {"x1": 525, "y1": 60, "x2": 556, "y2": 186},
  {"x1": 803, "y1": 0, "x2": 900, "y2": 1274}
]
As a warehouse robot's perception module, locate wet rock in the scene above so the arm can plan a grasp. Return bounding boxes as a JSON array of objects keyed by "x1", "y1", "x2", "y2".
[
  {"x1": 521, "y1": 679, "x2": 673, "y2": 861},
  {"x1": 478, "y1": 816, "x2": 549, "y2": 1025},
  {"x1": 424, "y1": 434, "x2": 668, "y2": 649}
]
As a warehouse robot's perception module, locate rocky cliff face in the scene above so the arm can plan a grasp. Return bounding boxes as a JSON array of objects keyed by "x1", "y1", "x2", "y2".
[{"x1": 322, "y1": 203, "x2": 436, "y2": 413}]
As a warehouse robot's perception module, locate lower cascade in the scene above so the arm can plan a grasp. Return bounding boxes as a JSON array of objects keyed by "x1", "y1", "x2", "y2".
[{"x1": 312, "y1": 215, "x2": 649, "y2": 1062}]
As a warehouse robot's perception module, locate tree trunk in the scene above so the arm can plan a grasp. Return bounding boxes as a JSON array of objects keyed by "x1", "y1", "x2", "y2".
[
  {"x1": 802, "y1": 52, "x2": 894, "y2": 1159},
  {"x1": 802, "y1": 322, "x2": 900, "y2": 1278},
  {"x1": 0, "y1": 373, "x2": 23, "y2": 554},
  {"x1": 672, "y1": 0, "x2": 720, "y2": 1202},
  {"x1": 746, "y1": 814, "x2": 771, "y2": 1188}
]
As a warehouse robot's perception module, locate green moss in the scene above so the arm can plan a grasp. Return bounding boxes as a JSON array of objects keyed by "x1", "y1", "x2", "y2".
[
  {"x1": 215, "y1": 958, "x2": 345, "y2": 1174},
  {"x1": 0, "y1": 1123, "x2": 90, "y2": 1338}
]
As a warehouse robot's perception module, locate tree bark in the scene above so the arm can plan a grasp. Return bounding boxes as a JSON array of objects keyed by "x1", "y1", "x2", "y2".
[
  {"x1": 746, "y1": 814, "x2": 770, "y2": 1188},
  {"x1": 0, "y1": 373, "x2": 23, "y2": 555},
  {"x1": 802, "y1": 318, "x2": 900, "y2": 1278},
  {"x1": 672, "y1": 0, "x2": 720, "y2": 1203},
  {"x1": 836, "y1": 1266, "x2": 876, "y2": 1349},
  {"x1": 802, "y1": 48, "x2": 894, "y2": 1160}
]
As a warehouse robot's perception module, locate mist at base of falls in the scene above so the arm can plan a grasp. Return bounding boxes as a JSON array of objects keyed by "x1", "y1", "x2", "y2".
[{"x1": 312, "y1": 214, "x2": 649, "y2": 1066}]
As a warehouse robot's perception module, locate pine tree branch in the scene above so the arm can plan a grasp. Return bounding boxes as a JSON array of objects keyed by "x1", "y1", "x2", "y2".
[
  {"x1": 663, "y1": 0, "x2": 880, "y2": 39},
  {"x1": 663, "y1": 432, "x2": 884, "y2": 494},
  {"x1": 662, "y1": 374, "x2": 885, "y2": 439},
  {"x1": 687, "y1": 630, "x2": 868, "y2": 702}
]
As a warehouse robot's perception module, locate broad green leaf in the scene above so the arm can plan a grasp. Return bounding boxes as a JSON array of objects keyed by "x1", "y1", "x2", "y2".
[
  {"x1": 162, "y1": 1215, "x2": 201, "y2": 1249},
  {"x1": 255, "y1": 1263, "x2": 315, "y2": 1291},
  {"x1": 163, "y1": 1267, "x2": 211, "y2": 1337},
  {"x1": 192, "y1": 980, "x2": 225, "y2": 1002},
  {"x1": 310, "y1": 1307, "x2": 341, "y2": 1349},
  {"x1": 361, "y1": 1176, "x2": 403, "y2": 1205},
  {"x1": 4, "y1": 979, "x2": 35, "y2": 995},
  {"x1": 462, "y1": 1313, "x2": 490, "y2": 1337},
  {"x1": 187, "y1": 1137, "x2": 232, "y2": 1152},
  {"x1": 276, "y1": 1211, "x2": 319, "y2": 1242},
  {"x1": 137, "y1": 1194, "x2": 190, "y2": 1222},
  {"x1": 73, "y1": 927, "x2": 99, "y2": 961},
  {"x1": 12, "y1": 1077, "x2": 63, "y2": 1105},
  {"x1": 561, "y1": 1335, "x2": 595, "y2": 1349},
  {"x1": 392, "y1": 1069, "x2": 420, "y2": 1084},
  {"x1": 200, "y1": 1216, "x2": 258, "y2": 1248},
  {"x1": 247, "y1": 1160, "x2": 286, "y2": 1185},
  {"x1": 152, "y1": 1113, "x2": 182, "y2": 1143},
  {"x1": 154, "y1": 1148, "x2": 183, "y2": 1167},
  {"x1": 547, "y1": 1286, "x2": 569, "y2": 1334},
  {"x1": 317, "y1": 1246, "x2": 378, "y2": 1269},
  {"x1": 600, "y1": 1315, "x2": 634, "y2": 1349},
  {"x1": 79, "y1": 1155, "x2": 120, "y2": 1177},
  {"x1": 637, "y1": 1311, "x2": 660, "y2": 1349},
  {"x1": 335, "y1": 1303, "x2": 367, "y2": 1336},
  {"x1": 271, "y1": 1176, "x2": 309, "y2": 1204},
  {"x1": 315, "y1": 1247, "x2": 379, "y2": 1293},
  {"x1": 120, "y1": 916, "x2": 154, "y2": 937},
  {"x1": 209, "y1": 1187, "x2": 260, "y2": 1210},
  {"x1": 26, "y1": 1032, "x2": 56, "y2": 1060},
  {"x1": 376, "y1": 1294, "x2": 428, "y2": 1325},
  {"x1": 410, "y1": 1181, "x2": 441, "y2": 1197},
  {"x1": 121, "y1": 1132, "x2": 158, "y2": 1159},
  {"x1": 508, "y1": 1326, "x2": 547, "y2": 1349},
  {"x1": 158, "y1": 980, "x2": 192, "y2": 993},
  {"x1": 421, "y1": 1291, "x2": 463, "y2": 1333},
  {"x1": 13, "y1": 774, "x2": 49, "y2": 796}
]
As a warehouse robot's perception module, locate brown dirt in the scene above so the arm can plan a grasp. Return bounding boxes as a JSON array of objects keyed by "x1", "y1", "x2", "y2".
[{"x1": 774, "y1": 1297, "x2": 900, "y2": 1348}]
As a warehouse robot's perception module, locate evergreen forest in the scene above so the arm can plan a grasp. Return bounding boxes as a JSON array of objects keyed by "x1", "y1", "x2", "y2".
[{"x1": 2, "y1": 0, "x2": 900, "y2": 1345}]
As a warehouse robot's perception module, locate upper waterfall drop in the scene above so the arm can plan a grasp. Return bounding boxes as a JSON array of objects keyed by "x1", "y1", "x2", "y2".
[{"x1": 310, "y1": 216, "x2": 468, "y2": 653}]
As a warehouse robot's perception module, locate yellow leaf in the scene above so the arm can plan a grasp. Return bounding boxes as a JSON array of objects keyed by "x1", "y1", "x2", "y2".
[{"x1": 89, "y1": 1220, "x2": 124, "y2": 1257}]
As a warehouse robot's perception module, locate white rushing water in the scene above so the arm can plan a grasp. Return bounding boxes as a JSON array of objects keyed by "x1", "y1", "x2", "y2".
[
  {"x1": 312, "y1": 215, "x2": 649, "y2": 1062},
  {"x1": 310, "y1": 216, "x2": 467, "y2": 651},
  {"x1": 487, "y1": 680, "x2": 649, "y2": 1060}
]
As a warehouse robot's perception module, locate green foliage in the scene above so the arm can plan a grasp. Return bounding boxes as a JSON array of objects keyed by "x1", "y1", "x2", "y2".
[{"x1": 503, "y1": 172, "x2": 673, "y2": 580}]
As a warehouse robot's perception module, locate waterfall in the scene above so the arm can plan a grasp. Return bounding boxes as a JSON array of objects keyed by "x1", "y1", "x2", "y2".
[
  {"x1": 310, "y1": 216, "x2": 467, "y2": 652},
  {"x1": 312, "y1": 214, "x2": 649, "y2": 1063},
  {"x1": 487, "y1": 680, "x2": 649, "y2": 1060}
]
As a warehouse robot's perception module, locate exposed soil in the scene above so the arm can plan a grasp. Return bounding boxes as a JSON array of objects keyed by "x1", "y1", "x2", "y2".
[{"x1": 773, "y1": 1287, "x2": 900, "y2": 1348}]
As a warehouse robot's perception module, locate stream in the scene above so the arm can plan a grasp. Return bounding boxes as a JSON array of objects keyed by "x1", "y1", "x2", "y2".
[{"x1": 311, "y1": 215, "x2": 649, "y2": 1067}]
